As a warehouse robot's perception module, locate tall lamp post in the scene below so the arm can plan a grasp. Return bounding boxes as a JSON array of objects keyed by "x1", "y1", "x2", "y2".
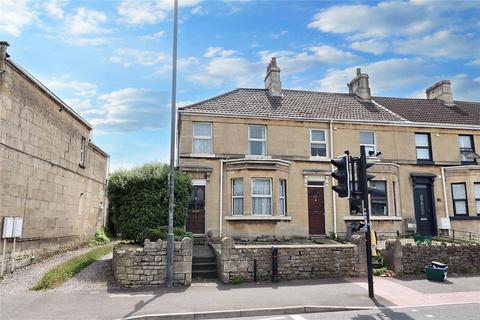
[{"x1": 166, "y1": 0, "x2": 179, "y2": 288}]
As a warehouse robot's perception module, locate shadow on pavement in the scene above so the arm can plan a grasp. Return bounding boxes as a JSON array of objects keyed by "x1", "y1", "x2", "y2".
[{"x1": 350, "y1": 298, "x2": 416, "y2": 320}]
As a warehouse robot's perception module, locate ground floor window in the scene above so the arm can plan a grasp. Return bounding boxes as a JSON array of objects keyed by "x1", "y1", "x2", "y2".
[
  {"x1": 278, "y1": 179, "x2": 287, "y2": 215},
  {"x1": 349, "y1": 180, "x2": 388, "y2": 216},
  {"x1": 252, "y1": 178, "x2": 272, "y2": 215},
  {"x1": 232, "y1": 178, "x2": 244, "y2": 215},
  {"x1": 475, "y1": 183, "x2": 480, "y2": 216},
  {"x1": 370, "y1": 181, "x2": 388, "y2": 216},
  {"x1": 451, "y1": 183, "x2": 468, "y2": 215}
]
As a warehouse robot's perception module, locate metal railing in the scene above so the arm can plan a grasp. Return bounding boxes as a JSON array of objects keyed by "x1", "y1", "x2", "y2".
[{"x1": 438, "y1": 229, "x2": 480, "y2": 242}]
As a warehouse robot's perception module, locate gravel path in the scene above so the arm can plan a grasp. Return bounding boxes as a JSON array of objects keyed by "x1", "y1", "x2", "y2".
[
  {"x1": 56, "y1": 252, "x2": 114, "y2": 292},
  {"x1": 0, "y1": 245, "x2": 100, "y2": 296}
]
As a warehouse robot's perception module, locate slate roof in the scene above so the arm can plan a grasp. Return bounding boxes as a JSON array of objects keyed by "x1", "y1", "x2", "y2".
[
  {"x1": 180, "y1": 88, "x2": 404, "y2": 122},
  {"x1": 373, "y1": 97, "x2": 480, "y2": 126},
  {"x1": 180, "y1": 88, "x2": 480, "y2": 126}
]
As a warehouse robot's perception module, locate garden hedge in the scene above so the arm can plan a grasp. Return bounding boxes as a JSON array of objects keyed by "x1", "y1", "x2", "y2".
[{"x1": 107, "y1": 163, "x2": 192, "y2": 242}]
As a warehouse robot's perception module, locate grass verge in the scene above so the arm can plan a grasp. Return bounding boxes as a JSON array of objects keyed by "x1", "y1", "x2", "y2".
[{"x1": 32, "y1": 244, "x2": 113, "y2": 290}]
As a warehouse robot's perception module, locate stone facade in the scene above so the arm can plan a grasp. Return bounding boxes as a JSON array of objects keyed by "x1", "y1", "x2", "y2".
[
  {"x1": 384, "y1": 239, "x2": 480, "y2": 274},
  {"x1": 0, "y1": 42, "x2": 108, "y2": 273},
  {"x1": 112, "y1": 238, "x2": 193, "y2": 287},
  {"x1": 215, "y1": 237, "x2": 365, "y2": 284}
]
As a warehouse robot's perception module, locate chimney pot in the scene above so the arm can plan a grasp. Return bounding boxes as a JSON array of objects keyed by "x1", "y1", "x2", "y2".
[
  {"x1": 264, "y1": 57, "x2": 282, "y2": 96},
  {"x1": 0, "y1": 41, "x2": 9, "y2": 61},
  {"x1": 348, "y1": 67, "x2": 371, "y2": 100},
  {"x1": 426, "y1": 80, "x2": 454, "y2": 106}
]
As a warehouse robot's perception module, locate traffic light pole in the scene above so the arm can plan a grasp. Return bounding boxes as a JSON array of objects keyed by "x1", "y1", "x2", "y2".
[{"x1": 360, "y1": 145, "x2": 374, "y2": 298}]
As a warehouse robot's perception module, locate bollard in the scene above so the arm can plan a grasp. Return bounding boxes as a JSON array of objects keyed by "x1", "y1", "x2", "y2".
[
  {"x1": 253, "y1": 259, "x2": 257, "y2": 282},
  {"x1": 272, "y1": 245, "x2": 279, "y2": 283}
]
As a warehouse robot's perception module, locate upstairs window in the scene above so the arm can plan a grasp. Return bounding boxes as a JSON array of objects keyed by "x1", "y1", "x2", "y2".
[
  {"x1": 80, "y1": 137, "x2": 86, "y2": 166},
  {"x1": 232, "y1": 178, "x2": 244, "y2": 215},
  {"x1": 278, "y1": 179, "x2": 287, "y2": 215},
  {"x1": 248, "y1": 125, "x2": 266, "y2": 156},
  {"x1": 415, "y1": 133, "x2": 432, "y2": 161},
  {"x1": 192, "y1": 123, "x2": 212, "y2": 154},
  {"x1": 459, "y1": 135, "x2": 476, "y2": 163},
  {"x1": 360, "y1": 131, "x2": 376, "y2": 156},
  {"x1": 451, "y1": 183, "x2": 468, "y2": 216},
  {"x1": 252, "y1": 178, "x2": 272, "y2": 215},
  {"x1": 310, "y1": 129, "x2": 327, "y2": 157}
]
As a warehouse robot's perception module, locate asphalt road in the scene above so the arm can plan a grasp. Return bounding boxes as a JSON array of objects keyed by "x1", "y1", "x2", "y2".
[{"x1": 217, "y1": 303, "x2": 480, "y2": 320}]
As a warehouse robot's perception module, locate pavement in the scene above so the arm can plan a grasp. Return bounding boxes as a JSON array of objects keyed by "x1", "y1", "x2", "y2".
[{"x1": 1, "y1": 274, "x2": 479, "y2": 320}]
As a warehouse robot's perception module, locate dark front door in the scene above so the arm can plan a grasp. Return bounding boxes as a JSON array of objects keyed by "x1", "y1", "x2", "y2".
[
  {"x1": 308, "y1": 187, "x2": 325, "y2": 235},
  {"x1": 186, "y1": 186, "x2": 205, "y2": 234},
  {"x1": 413, "y1": 184, "x2": 436, "y2": 236}
]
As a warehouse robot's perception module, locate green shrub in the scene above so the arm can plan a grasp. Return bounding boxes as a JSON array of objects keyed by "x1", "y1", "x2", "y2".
[
  {"x1": 140, "y1": 227, "x2": 193, "y2": 242},
  {"x1": 107, "y1": 163, "x2": 192, "y2": 242},
  {"x1": 95, "y1": 228, "x2": 111, "y2": 244},
  {"x1": 230, "y1": 275, "x2": 244, "y2": 284}
]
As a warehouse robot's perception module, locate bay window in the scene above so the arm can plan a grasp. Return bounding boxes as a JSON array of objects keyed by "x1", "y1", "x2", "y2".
[
  {"x1": 232, "y1": 178, "x2": 244, "y2": 215},
  {"x1": 451, "y1": 183, "x2": 468, "y2": 216},
  {"x1": 252, "y1": 178, "x2": 272, "y2": 215}
]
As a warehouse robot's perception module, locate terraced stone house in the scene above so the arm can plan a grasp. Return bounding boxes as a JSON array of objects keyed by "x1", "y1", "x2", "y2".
[
  {"x1": 0, "y1": 42, "x2": 109, "y2": 271},
  {"x1": 178, "y1": 57, "x2": 480, "y2": 239}
]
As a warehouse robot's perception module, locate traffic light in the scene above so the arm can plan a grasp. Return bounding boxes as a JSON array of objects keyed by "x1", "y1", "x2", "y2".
[
  {"x1": 357, "y1": 147, "x2": 376, "y2": 195},
  {"x1": 331, "y1": 154, "x2": 350, "y2": 198}
]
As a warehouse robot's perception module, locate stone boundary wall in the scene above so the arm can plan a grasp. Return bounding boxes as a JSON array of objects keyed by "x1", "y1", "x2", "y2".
[
  {"x1": 112, "y1": 238, "x2": 192, "y2": 287},
  {"x1": 215, "y1": 236, "x2": 366, "y2": 284},
  {"x1": 384, "y1": 239, "x2": 480, "y2": 274}
]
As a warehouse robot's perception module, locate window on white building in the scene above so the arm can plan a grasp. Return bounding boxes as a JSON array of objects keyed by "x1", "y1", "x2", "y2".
[
  {"x1": 278, "y1": 179, "x2": 287, "y2": 215},
  {"x1": 452, "y1": 183, "x2": 468, "y2": 215}
]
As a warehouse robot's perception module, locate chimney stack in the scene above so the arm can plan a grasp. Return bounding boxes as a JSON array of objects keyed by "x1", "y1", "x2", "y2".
[
  {"x1": 426, "y1": 80, "x2": 454, "y2": 106},
  {"x1": 0, "y1": 41, "x2": 9, "y2": 60},
  {"x1": 264, "y1": 57, "x2": 282, "y2": 96},
  {"x1": 348, "y1": 67, "x2": 371, "y2": 101}
]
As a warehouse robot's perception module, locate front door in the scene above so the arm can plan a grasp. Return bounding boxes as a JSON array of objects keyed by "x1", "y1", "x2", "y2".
[
  {"x1": 308, "y1": 187, "x2": 325, "y2": 235},
  {"x1": 186, "y1": 185, "x2": 205, "y2": 234},
  {"x1": 413, "y1": 184, "x2": 436, "y2": 236}
]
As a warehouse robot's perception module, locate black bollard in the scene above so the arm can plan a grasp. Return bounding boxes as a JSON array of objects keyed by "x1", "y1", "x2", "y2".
[{"x1": 272, "y1": 245, "x2": 279, "y2": 283}]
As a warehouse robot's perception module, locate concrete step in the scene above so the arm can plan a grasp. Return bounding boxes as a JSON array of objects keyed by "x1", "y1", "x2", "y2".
[
  {"x1": 193, "y1": 256, "x2": 216, "y2": 264},
  {"x1": 192, "y1": 262, "x2": 218, "y2": 271},
  {"x1": 192, "y1": 270, "x2": 218, "y2": 279}
]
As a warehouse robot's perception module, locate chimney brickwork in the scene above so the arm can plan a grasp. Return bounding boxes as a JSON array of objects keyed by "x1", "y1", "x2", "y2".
[
  {"x1": 426, "y1": 80, "x2": 454, "y2": 106},
  {"x1": 348, "y1": 68, "x2": 371, "y2": 101},
  {"x1": 264, "y1": 57, "x2": 282, "y2": 96}
]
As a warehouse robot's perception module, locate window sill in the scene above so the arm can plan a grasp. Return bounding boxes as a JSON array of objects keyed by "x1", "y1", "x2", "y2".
[
  {"x1": 190, "y1": 153, "x2": 216, "y2": 158},
  {"x1": 309, "y1": 157, "x2": 330, "y2": 162},
  {"x1": 343, "y1": 216, "x2": 402, "y2": 221},
  {"x1": 416, "y1": 160, "x2": 435, "y2": 165},
  {"x1": 449, "y1": 215, "x2": 480, "y2": 221},
  {"x1": 225, "y1": 215, "x2": 292, "y2": 221}
]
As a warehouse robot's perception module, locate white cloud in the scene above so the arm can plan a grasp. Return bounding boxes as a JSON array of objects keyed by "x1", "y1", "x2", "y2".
[
  {"x1": 308, "y1": 2, "x2": 435, "y2": 38},
  {"x1": 204, "y1": 47, "x2": 237, "y2": 58},
  {"x1": 142, "y1": 31, "x2": 166, "y2": 41},
  {"x1": 89, "y1": 88, "x2": 169, "y2": 133},
  {"x1": 110, "y1": 48, "x2": 166, "y2": 67},
  {"x1": 270, "y1": 30, "x2": 288, "y2": 39},
  {"x1": 351, "y1": 39, "x2": 389, "y2": 55},
  {"x1": 394, "y1": 30, "x2": 480, "y2": 59},
  {"x1": 44, "y1": 77, "x2": 97, "y2": 97},
  {"x1": 451, "y1": 74, "x2": 480, "y2": 101},
  {"x1": 191, "y1": 6, "x2": 207, "y2": 15},
  {"x1": 65, "y1": 7, "x2": 110, "y2": 35},
  {"x1": 0, "y1": 0, "x2": 38, "y2": 36},
  {"x1": 43, "y1": 0, "x2": 68, "y2": 19},
  {"x1": 63, "y1": 37, "x2": 110, "y2": 46},
  {"x1": 317, "y1": 58, "x2": 427, "y2": 95},
  {"x1": 117, "y1": 0, "x2": 202, "y2": 25}
]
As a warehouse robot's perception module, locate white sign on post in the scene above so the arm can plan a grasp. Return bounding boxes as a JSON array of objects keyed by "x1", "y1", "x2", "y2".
[
  {"x1": 2, "y1": 217, "x2": 14, "y2": 239},
  {"x1": 13, "y1": 217, "x2": 23, "y2": 238}
]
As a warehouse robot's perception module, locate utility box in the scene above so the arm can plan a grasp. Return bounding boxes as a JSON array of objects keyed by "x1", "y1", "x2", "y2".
[{"x1": 425, "y1": 261, "x2": 448, "y2": 282}]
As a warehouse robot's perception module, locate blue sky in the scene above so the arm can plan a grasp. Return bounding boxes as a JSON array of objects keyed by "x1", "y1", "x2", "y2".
[{"x1": 1, "y1": 0, "x2": 479, "y2": 171}]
